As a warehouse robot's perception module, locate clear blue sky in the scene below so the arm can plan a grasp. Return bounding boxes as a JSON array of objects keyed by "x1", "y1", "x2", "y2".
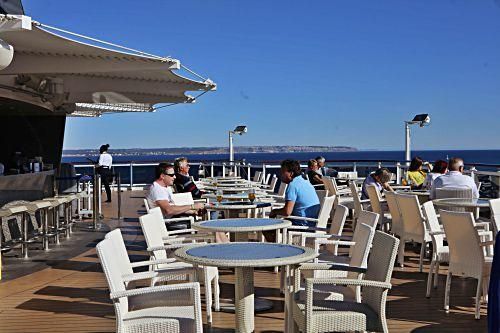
[{"x1": 23, "y1": 0, "x2": 500, "y2": 150}]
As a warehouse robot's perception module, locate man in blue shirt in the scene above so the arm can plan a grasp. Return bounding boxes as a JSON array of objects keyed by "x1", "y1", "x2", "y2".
[{"x1": 268, "y1": 159, "x2": 320, "y2": 231}]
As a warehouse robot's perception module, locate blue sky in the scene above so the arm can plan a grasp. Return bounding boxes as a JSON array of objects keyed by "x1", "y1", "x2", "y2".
[{"x1": 23, "y1": 1, "x2": 500, "y2": 150}]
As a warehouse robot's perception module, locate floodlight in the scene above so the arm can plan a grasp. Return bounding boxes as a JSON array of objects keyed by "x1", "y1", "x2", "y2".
[{"x1": 233, "y1": 125, "x2": 248, "y2": 135}]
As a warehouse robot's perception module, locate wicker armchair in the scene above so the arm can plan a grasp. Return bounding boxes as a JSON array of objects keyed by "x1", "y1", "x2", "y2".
[
  {"x1": 286, "y1": 196, "x2": 337, "y2": 247},
  {"x1": 489, "y1": 198, "x2": 500, "y2": 237},
  {"x1": 96, "y1": 238, "x2": 203, "y2": 333},
  {"x1": 366, "y1": 185, "x2": 391, "y2": 232},
  {"x1": 421, "y1": 201, "x2": 449, "y2": 297},
  {"x1": 349, "y1": 180, "x2": 370, "y2": 229},
  {"x1": 440, "y1": 210, "x2": 493, "y2": 319},
  {"x1": 394, "y1": 193, "x2": 430, "y2": 272},
  {"x1": 104, "y1": 229, "x2": 195, "y2": 287},
  {"x1": 291, "y1": 231, "x2": 399, "y2": 333},
  {"x1": 139, "y1": 212, "x2": 220, "y2": 324}
]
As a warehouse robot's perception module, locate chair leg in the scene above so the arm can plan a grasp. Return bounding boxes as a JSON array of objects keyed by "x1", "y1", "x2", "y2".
[
  {"x1": 204, "y1": 271, "x2": 213, "y2": 324},
  {"x1": 419, "y1": 242, "x2": 425, "y2": 273},
  {"x1": 433, "y1": 262, "x2": 440, "y2": 288},
  {"x1": 213, "y1": 275, "x2": 220, "y2": 312},
  {"x1": 444, "y1": 272, "x2": 452, "y2": 313},
  {"x1": 426, "y1": 259, "x2": 435, "y2": 298},
  {"x1": 398, "y1": 239, "x2": 405, "y2": 268},
  {"x1": 475, "y1": 278, "x2": 482, "y2": 320}
]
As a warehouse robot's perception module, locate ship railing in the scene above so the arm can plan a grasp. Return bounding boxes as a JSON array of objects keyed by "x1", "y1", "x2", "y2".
[{"x1": 71, "y1": 160, "x2": 499, "y2": 198}]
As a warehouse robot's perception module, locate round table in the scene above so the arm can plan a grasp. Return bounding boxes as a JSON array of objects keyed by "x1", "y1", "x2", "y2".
[
  {"x1": 175, "y1": 242, "x2": 317, "y2": 333},
  {"x1": 433, "y1": 198, "x2": 491, "y2": 209},
  {"x1": 202, "y1": 192, "x2": 267, "y2": 201},
  {"x1": 194, "y1": 217, "x2": 290, "y2": 241},
  {"x1": 396, "y1": 190, "x2": 431, "y2": 204},
  {"x1": 205, "y1": 201, "x2": 272, "y2": 218}
]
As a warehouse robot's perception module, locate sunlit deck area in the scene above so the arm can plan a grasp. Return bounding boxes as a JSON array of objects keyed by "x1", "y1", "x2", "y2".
[{"x1": 0, "y1": 190, "x2": 488, "y2": 332}]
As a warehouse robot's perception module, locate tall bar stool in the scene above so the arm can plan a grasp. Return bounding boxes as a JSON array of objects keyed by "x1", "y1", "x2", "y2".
[
  {"x1": 24, "y1": 200, "x2": 53, "y2": 251},
  {"x1": 43, "y1": 197, "x2": 68, "y2": 244},
  {"x1": 0, "y1": 204, "x2": 29, "y2": 258}
]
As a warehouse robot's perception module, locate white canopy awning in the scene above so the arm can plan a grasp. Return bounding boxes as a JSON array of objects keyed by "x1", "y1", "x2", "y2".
[{"x1": 0, "y1": 15, "x2": 216, "y2": 117}]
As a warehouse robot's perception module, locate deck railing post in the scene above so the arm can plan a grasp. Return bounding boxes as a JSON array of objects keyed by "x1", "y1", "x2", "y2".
[
  {"x1": 262, "y1": 164, "x2": 266, "y2": 184},
  {"x1": 247, "y1": 164, "x2": 251, "y2": 181},
  {"x1": 117, "y1": 173, "x2": 122, "y2": 220},
  {"x1": 396, "y1": 162, "x2": 402, "y2": 185},
  {"x1": 211, "y1": 162, "x2": 214, "y2": 177},
  {"x1": 222, "y1": 163, "x2": 226, "y2": 177},
  {"x1": 353, "y1": 162, "x2": 357, "y2": 173},
  {"x1": 129, "y1": 162, "x2": 133, "y2": 189}
]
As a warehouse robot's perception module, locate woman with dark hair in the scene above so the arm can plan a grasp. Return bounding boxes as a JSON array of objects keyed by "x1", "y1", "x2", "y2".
[
  {"x1": 407, "y1": 156, "x2": 427, "y2": 189},
  {"x1": 423, "y1": 160, "x2": 448, "y2": 190},
  {"x1": 97, "y1": 144, "x2": 113, "y2": 202}
]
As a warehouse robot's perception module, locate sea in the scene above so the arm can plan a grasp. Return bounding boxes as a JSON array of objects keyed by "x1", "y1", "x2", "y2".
[{"x1": 63, "y1": 150, "x2": 500, "y2": 167}]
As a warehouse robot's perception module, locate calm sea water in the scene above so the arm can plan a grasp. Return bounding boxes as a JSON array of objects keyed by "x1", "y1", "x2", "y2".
[{"x1": 63, "y1": 150, "x2": 500, "y2": 167}]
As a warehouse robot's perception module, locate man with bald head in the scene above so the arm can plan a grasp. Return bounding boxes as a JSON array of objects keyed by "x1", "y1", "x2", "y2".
[{"x1": 430, "y1": 157, "x2": 479, "y2": 199}]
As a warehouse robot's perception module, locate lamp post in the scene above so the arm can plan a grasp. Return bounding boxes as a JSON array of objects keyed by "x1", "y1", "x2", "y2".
[
  {"x1": 404, "y1": 114, "x2": 430, "y2": 165},
  {"x1": 228, "y1": 125, "x2": 247, "y2": 174}
]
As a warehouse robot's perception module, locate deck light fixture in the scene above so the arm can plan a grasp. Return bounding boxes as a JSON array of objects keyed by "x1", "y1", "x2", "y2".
[
  {"x1": 229, "y1": 126, "x2": 247, "y2": 174},
  {"x1": 405, "y1": 114, "x2": 430, "y2": 164}
]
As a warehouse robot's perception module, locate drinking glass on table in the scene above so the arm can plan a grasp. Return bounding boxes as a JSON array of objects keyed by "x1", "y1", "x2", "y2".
[
  {"x1": 248, "y1": 188, "x2": 256, "y2": 203},
  {"x1": 216, "y1": 189, "x2": 223, "y2": 204}
]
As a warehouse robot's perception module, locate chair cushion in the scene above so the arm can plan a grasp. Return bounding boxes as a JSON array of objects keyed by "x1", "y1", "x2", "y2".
[
  {"x1": 124, "y1": 305, "x2": 195, "y2": 333},
  {"x1": 293, "y1": 298, "x2": 380, "y2": 332}
]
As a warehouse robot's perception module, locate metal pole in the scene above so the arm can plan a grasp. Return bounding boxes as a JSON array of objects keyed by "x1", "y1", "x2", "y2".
[
  {"x1": 117, "y1": 173, "x2": 122, "y2": 220},
  {"x1": 229, "y1": 131, "x2": 234, "y2": 165},
  {"x1": 405, "y1": 121, "x2": 411, "y2": 166},
  {"x1": 92, "y1": 168, "x2": 99, "y2": 230},
  {"x1": 247, "y1": 164, "x2": 251, "y2": 181},
  {"x1": 262, "y1": 164, "x2": 266, "y2": 184},
  {"x1": 129, "y1": 162, "x2": 134, "y2": 189},
  {"x1": 396, "y1": 162, "x2": 401, "y2": 185}
]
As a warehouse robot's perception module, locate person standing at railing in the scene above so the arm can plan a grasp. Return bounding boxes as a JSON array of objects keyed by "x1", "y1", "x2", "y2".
[{"x1": 97, "y1": 144, "x2": 113, "y2": 203}]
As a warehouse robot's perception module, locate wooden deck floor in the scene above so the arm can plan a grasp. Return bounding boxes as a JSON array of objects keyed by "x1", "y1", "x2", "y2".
[{"x1": 0, "y1": 191, "x2": 488, "y2": 332}]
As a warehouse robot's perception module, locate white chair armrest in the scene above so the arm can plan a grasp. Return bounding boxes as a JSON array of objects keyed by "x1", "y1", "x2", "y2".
[
  {"x1": 129, "y1": 258, "x2": 177, "y2": 268},
  {"x1": 110, "y1": 282, "x2": 200, "y2": 299}
]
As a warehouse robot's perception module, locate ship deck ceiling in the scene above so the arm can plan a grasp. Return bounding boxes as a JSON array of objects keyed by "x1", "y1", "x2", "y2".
[{"x1": 0, "y1": 191, "x2": 488, "y2": 332}]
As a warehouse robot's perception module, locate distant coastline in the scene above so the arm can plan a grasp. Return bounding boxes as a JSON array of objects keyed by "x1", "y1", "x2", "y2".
[{"x1": 62, "y1": 145, "x2": 358, "y2": 157}]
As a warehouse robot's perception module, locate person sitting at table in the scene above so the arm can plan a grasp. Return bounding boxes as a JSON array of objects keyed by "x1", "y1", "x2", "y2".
[
  {"x1": 406, "y1": 156, "x2": 428, "y2": 189},
  {"x1": 423, "y1": 160, "x2": 448, "y2": 190},
  {"x1": 361, "y1": 167, "x2": 394, "y2": 200},
  {"x1": 315, "y1": 156, "x2": 337, "y2": 177},
  {"x1": 146, "y1": 162, "x2": 205, "y2": 230},
  {"x1": 264, "y1": 160, "x2": 320, "y2": 242},
  {"x1": 306, "y1": 159, "x2": 323, "y2": 186},
  {"x1": 430, "y1": 157, "x2": 479, "y2": 199},
  {"x1": 174, "y1": 157, "x2": 204, "y2": 199}
]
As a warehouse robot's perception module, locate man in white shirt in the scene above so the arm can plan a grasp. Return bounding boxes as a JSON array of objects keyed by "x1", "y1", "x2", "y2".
[
  {"x1": 430, "y1": 157, "x2": 479, "y2": 199},
  {"x1": 98, "y1": 144, "x2": 113, "y2": 202},
  {"x1": 147, "y1": 163, "x2": 204, "y2": 229}
]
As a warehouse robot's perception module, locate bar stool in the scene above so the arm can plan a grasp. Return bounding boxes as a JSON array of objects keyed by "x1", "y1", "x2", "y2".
[
  {"x1": 0, "y1": 204, "x2": 29, "y2": 258},
  {"x1": 24, "y1": 200, "x2": 53, "y2": 251},
  {"x1": 43, "y1": 197, "x2": 68, "y2": 244}
]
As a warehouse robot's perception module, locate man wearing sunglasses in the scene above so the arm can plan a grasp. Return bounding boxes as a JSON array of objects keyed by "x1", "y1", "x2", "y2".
[{"x1": 147, "y1": 162, "x2": 205, "y2": 229}]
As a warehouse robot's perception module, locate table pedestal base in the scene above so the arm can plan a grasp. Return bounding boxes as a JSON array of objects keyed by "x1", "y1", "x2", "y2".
[{"x1": 219, "y1": 297, "x2": 273, "y2": 313}]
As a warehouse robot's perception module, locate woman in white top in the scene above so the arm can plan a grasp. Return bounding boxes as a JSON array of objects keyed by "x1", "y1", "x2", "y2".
[
  {"x1": 97, "y1": 144, "x2": 113, "y2": 202},
  {"x1": 423, "y1": 159, "x2": 448, "y2": 190}
]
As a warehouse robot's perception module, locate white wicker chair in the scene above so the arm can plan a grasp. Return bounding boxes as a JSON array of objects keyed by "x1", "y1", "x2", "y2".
[
  {"x1": 349, "y1": 180, "x2": 370, "y2": 229},
  {"x1": 139, "y1": 212, "x2": 220, "y2": 324},
  {"x1": 322, "y1": 176, "x2": 352, "y2": 210},
  {"x1": 384, "y1": 191, "x2": 402, "y2": 238},
  {"x1": 104, "y1": 229, "x2": 195, "y2": 287},
  {"x1": 96, "y1": 238, "x2": 203, "y2": 333},
  {"x1": 489, "y1": 198, "x2": 500, "y2": 237},
  {"x1": 288, "y1": 203, "x2": 348, "y2": 253},
  {"x1": 421, "y1": 201, "x2": 449, "y2": 297},
  {"x1": 291, "y1": 231, "x2": 399, "y2": 333},
  {"x1": 440, "y1": 210, "x2": 493, "y2": 319},
  {"x1": 298, "y1": 222, "x2": 376, "y2": 304},
  {"x1": 366, "y1": 185, "x2": 391, "y2": 232},
  {"x1": 286, "y1": 195, "x2": 336, "y2": 247},
  {"x1": 395, "y1": 193, "x2": 430, "y2": 271}
]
